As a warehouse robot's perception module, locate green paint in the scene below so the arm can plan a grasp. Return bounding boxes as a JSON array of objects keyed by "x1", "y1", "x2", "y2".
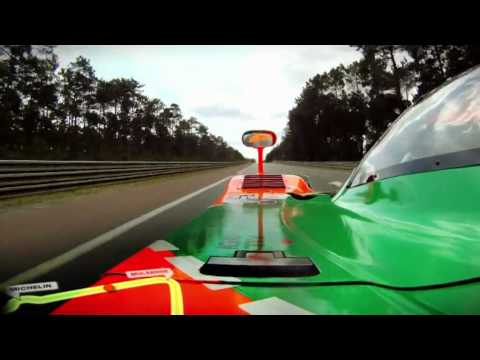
[{"x1": 166, "y1": 166, "x2": 480, "y2": 314}]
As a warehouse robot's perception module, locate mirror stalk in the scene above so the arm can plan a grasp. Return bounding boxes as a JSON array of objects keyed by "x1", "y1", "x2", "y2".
[{"x1": 257, "y1": 147, "x2": 264, "y2": 175}]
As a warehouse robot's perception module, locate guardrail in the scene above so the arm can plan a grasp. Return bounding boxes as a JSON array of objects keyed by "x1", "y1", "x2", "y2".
[
  {"x1": 0, "y1": 160, "x2": 248, "y2": 199},
  {"x1": 273, "y1": 160, "x2": 358, "y2": 170}
]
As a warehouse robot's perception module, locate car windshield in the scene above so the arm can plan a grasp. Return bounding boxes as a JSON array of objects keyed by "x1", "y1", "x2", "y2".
[{"x1": 350, "y1": 65, "x2": 480, "y2": 187}]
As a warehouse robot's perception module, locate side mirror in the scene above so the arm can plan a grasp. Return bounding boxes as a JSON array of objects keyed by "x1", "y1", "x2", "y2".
[
  {"x1": 242, "y1": 130, "x2": 277, "y2": 175},
  {"x1": 242, "y1": 130, "x2": 277, "y2": 149}
]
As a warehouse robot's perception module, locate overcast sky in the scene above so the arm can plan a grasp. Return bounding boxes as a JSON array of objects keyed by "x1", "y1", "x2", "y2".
[{"x1": 55, "y1": 45, "x2": 362, "y2": 159}]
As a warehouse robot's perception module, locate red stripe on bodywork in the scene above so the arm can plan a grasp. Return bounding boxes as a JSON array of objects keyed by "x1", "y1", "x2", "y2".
[{"x1": 52, "y1": 247, "x2": 251, "y2": 315}]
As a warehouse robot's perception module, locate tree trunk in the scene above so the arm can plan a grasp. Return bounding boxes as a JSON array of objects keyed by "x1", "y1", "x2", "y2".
[
  {"x1": 433, "y1": 45, "x2": 446, "y2": 79},
  {"x1": 388, "y1": 46, "x2": 403, "y2": 104},
  {"x1": 367, "y1": 46, "x2": 379, "y2": 98}
]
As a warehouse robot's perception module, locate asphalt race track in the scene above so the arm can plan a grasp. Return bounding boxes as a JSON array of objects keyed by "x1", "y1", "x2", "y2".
[{"x1": 0, "y1": 162, "x2": 352, "y2": 315}]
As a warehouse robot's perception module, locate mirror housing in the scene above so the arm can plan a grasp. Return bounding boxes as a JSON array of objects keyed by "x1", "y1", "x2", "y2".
[
  {"x1": 242, "y1": 130, "x2": 277, "y2": 149},
  {"x1": 242, "y1": 130, "x2": 277, "y2": 175}
]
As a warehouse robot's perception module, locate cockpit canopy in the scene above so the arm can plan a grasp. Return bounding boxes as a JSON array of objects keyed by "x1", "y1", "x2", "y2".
[{"x1": 350, "y1": 65, "x2": 480, "y2": 187}]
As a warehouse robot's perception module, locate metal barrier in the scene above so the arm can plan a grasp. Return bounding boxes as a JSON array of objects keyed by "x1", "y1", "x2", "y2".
[
  {"x1": 0, "y1": 160, "x2": 248, "y2": 199},
  {"x1": 273, "y1": 160, "x2": 358, "y2": 170}
]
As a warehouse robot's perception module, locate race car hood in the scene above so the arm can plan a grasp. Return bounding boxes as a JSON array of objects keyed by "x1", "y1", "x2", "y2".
[{"x1": 166, "y1": 166, "x2": 480, "y2": 289}]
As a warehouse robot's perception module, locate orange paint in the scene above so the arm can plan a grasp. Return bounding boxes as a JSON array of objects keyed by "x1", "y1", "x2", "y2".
[
  {"x1": 52, "y1": 247, "x2": 251, "y2": 315},
  {"x1": 212, "y1": 174, "x2": 313, "y2": 206}
]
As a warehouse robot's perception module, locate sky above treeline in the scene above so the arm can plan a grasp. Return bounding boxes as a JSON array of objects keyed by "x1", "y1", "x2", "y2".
[{"x1": 56, "y1": 45, "x2": 362, "y2": 158}]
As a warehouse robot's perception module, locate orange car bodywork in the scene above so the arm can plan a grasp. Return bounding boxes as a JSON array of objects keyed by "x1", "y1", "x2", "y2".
[{"x1": 212, "y1": 174, "x2": 314, "y2": 206}]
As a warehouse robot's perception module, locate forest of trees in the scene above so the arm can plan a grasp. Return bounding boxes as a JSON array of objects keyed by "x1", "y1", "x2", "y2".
[
  {"x1": 267, "y1": 45, "x2": 480, "y2": 162},
  {"x1": 0, "y1": 45, "x2": 244, "y2": 161}
]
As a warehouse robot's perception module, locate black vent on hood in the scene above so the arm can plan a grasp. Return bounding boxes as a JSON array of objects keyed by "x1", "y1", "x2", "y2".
[
  {"x1": 199, "y1": 251, "x2": 320, "y2": 277},
  {"x1": 242, "y1": 175, "x2": 285, "y2": 189}
]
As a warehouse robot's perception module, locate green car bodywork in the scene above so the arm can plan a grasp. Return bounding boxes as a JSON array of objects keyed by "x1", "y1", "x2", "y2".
[
  {"x1": 164, "y1": 166, "x2": 480, "y2": 314},
  {"x1": 164, "y1": 65, "x2": 480, "y2": 315}
]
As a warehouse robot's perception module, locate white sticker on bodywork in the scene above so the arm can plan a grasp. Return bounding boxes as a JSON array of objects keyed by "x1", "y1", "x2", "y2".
[
  {"x1": 262, "y1": 193, "x2": 289, "y2": 200},
  {"x1": 165, "y1": 256, "x2": 239, "y2": 290},
  {"x1": 224, "y1": 194, "x2": 259, "y2": 204},
  {"x1": 148, "y1": 240, "x2": 179, "y2": 252},
  {"x1": 125, "y1": 268, "x2": 173, "y2": 279},
  {"x1": 6, "y1": 281, "x2": 59, "y2": 297},
  {"x1": 239, "y1": 297, "x2": 314, "y2": 315}
]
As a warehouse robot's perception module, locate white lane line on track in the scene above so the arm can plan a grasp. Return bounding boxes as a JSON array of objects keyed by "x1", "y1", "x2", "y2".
[
  {"x1": 239, "y1": 297, "x2": 314, "y2": 315},
  {"x1": 0, "y1": 173, "x2": 239, "y2": 290},
  {"x1": 329, "y1": 181, "x2": 343, "y2": 188},
  {"x1": 236, "y1": 164, "x2": 255, "y2": 174}
]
